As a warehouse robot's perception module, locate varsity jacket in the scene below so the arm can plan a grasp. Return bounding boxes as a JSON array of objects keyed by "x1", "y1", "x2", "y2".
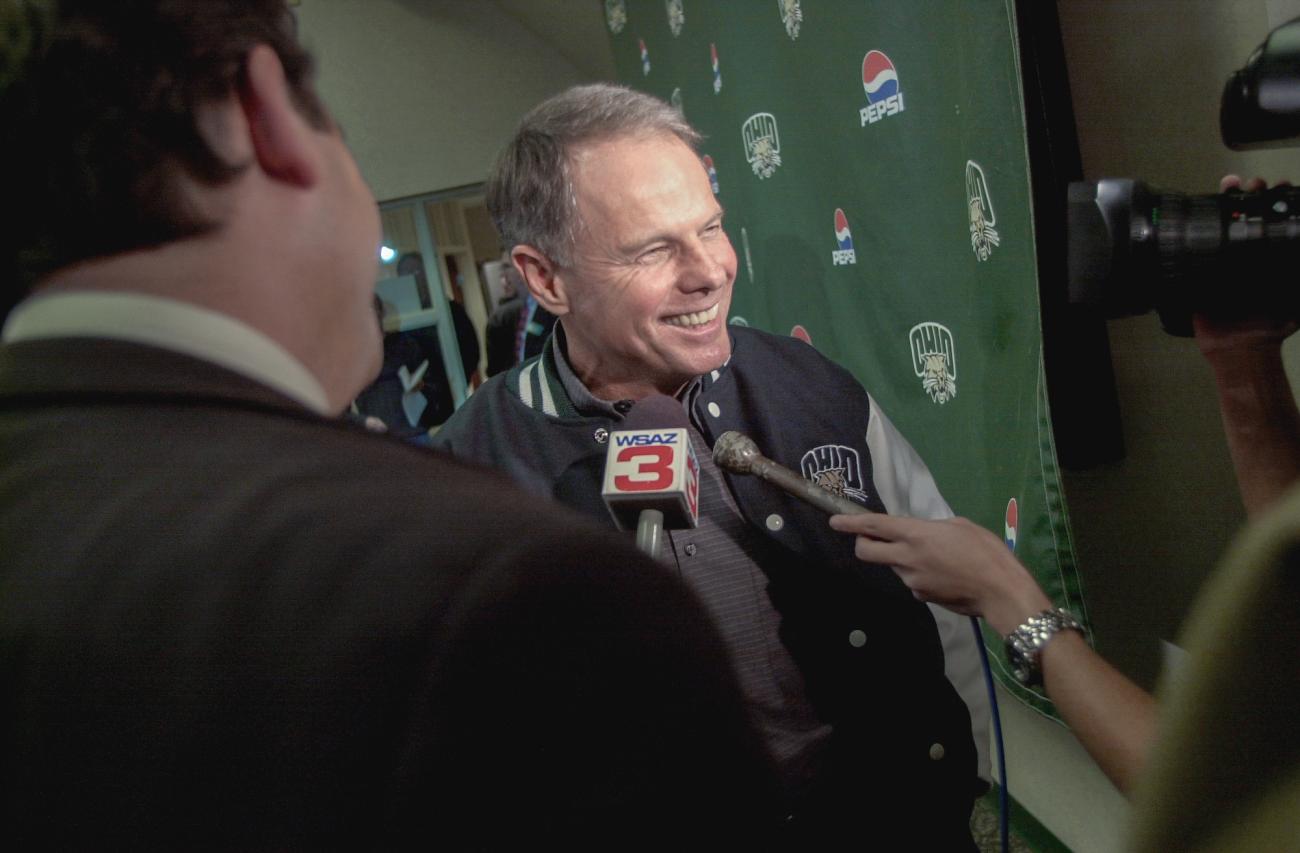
[{"x1": 434, "y1": 325, "x2": 991, "y2": 829}]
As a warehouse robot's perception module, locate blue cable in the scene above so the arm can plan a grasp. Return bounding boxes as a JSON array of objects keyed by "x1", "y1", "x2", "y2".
[{"x1": 972, "y1": 615, "x2": 1009, "y2": 853}]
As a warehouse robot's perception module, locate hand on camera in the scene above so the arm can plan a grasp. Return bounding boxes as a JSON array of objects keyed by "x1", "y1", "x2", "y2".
[
  {"x1": 1193, "y1": 175, "x2": 1299, "y2": 355},
  {"x1": 1218, "y1": 174, "x2": 1281, "y2": 194}
]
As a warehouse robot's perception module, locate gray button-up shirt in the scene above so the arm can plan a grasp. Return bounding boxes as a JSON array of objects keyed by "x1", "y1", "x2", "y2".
[{"x1": 553, "y1": 332, "x2": 832, "y2": 794}]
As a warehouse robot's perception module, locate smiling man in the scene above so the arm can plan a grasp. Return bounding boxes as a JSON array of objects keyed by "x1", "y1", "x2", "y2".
[
  {"x1": 514, "y1": 130, "x2": 735, "y2": 400},
  {"x1": 434, "y1": 83, "x2": 992, "y2": 844}
]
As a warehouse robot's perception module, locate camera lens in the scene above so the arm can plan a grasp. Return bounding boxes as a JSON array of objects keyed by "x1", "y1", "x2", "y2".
[{"x1": 1068, "y1": 179, "x2": 1300, "y2": 335}]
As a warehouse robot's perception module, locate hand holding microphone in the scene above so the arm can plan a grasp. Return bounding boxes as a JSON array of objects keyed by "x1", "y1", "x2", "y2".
[
  {"x1": 712, "y1": 429, "x2": 1051, "y2": 627},
  {"x1": 827, "y1": 512, "x2": 1052, "y2": 634}
]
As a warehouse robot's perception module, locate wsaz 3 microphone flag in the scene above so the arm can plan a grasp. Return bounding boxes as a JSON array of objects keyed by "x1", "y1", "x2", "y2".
[{"x1": 601, "y1": 426, "x2": 700, "y2": 531}]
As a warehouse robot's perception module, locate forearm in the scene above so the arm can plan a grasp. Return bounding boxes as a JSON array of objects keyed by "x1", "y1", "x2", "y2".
[
  {"x1": 978, "y1": 564, "x2": 1053, "y2": 638},
  {"x1": 829, "y1": 510, "x2": 1160, "y2": 793},
  {"x1": 989, "y1": 577, "x2": 1156, "y2": 793},
  {"x1": 1038, "y1": 631, "x2": 1157, "y2": 794},
  {"x1": 1205, "y1": 343, "x2": 1300, "y2": 517}
]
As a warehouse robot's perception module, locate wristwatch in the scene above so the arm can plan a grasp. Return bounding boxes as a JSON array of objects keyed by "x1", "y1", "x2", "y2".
[{"x1": 1004, "y1": 608, "x2": 1083, "y2": 686}]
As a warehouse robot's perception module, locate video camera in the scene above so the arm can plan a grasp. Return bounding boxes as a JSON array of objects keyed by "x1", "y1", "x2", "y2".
[{"x1": 1068, "y1": 17, "x2": 1300, "y2": 336}]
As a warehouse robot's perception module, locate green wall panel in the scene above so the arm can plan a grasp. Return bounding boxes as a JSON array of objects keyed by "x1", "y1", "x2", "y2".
[{"x1": 606, "y1": 0, "x2": 1089, "y2": 715}]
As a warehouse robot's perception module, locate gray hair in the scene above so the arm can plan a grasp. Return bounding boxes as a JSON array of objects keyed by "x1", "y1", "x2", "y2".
[{"x1": 486, "y1": 83, "x2": 701, "y2": 267}]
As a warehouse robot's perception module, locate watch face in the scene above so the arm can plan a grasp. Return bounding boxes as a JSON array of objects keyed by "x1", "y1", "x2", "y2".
[
  {"x1": 1006, "y1": 637, "x2": 1038, "y2": 686},
  {"x1": 1005, "y1": 609, "x2": 1082, "y2": 687}
]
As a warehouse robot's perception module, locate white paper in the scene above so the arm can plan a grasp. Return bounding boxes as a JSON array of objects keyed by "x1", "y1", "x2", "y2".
[
  {"x1": 401, "y1": 388, "x2": 428, "y2": 427},
  {"x1": 398, "y1": 359, "x2": 429, "y2": 392}
]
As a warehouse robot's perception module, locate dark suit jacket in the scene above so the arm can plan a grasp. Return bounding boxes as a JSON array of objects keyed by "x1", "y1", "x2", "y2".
[{"x1": 0, "y1": 338, "x2": 778, "y2": 848}]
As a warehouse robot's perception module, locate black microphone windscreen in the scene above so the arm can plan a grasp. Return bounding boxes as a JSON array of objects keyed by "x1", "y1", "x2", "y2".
[{"x1": 622, "y1": 394, "x2": 689, "y2": 431}]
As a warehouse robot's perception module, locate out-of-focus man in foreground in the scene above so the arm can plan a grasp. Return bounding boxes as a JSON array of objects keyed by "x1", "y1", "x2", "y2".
[{"x1": 0, "y1": 3, "x2": 778, "y2": 846}]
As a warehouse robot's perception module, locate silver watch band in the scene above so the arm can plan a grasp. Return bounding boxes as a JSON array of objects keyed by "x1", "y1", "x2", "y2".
[{"x1": 1005, "y1": 607, "x2": 1083, "y2": 686}]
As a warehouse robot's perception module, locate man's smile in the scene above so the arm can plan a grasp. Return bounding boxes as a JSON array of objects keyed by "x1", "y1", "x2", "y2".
[{"x1": 663, "y1": 302, "x2": 720, "y2": 328}]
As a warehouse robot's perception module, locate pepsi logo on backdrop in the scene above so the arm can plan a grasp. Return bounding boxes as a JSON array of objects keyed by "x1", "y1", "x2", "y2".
[
  {"x1": 860, "y1": 50, "x2": 905, "y2": 126},
  {"x1": 1005, "y1": 497, "x2": 1019, "y2": 551},
  {"x1": 702, "y1": 155, "x2": 720, "y2": 194},
  {"x1": 711, "y1": 42, "x2": 722, "y2": 93},
  {"x1": 832, "y1": 208, "x2": 856, "y2": 265},
  {"x1": 639, "y1": 38, "x2": 651, "y2": 75},
  {"x1": 791, "y1": 325, "x2": 812, "y2": 344}
]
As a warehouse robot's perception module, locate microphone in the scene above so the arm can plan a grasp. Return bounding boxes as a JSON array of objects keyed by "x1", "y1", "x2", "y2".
[
  {"x1": 713, "y1": 430, "x2": 870, "y2": 516},
  {"x1": 600, "y1": 394, "x2": 701, "y2": 559}
]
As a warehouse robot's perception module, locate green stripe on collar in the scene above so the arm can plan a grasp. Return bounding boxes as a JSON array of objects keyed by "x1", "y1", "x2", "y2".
[
  {"x1": 507, "y1": 335, "x2": 580, "y2": 418},
  {"x1": 504, "y1": 327, "x2": 741, "y2": 417}
]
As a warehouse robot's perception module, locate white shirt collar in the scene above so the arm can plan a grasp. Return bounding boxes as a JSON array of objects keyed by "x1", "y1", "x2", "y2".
[{"x1": 2, "y1": 291, "x2": 331, "y2": 414}]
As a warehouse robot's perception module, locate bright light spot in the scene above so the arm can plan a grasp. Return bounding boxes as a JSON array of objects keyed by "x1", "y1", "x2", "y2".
[{"x1": 379, "y1": 245, "x2": 397, "y2": 263}]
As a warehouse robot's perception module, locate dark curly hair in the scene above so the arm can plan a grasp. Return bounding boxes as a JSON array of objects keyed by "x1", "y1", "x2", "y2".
[{"x1": 0, "y1": 1, "x2": 329, "y2": 314}]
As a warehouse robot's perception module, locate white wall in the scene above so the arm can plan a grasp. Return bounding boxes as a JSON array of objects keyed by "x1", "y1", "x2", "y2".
[
  {"x1": 1003, "y1": 2, "x2": 1300, "y2": 850},
  {"x1": 293, "y1": 0, "x2": 590, "y2": 201},
  {"x1": 1058, "y1": 0, "x2": 1300, "y2": 717}
]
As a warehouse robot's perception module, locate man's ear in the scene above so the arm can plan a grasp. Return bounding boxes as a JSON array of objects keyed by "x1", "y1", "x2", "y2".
[
  {"x1": 238, "y1": 44, "x2": 321, "y2": 188},
  {"x1": 512, "y1": 246, "x2": 570, "y2": 316}
]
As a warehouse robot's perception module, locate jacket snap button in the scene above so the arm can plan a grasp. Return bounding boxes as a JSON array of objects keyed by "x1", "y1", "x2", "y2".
[
  {"x1": 848, "y1": 629, "x2": 867, "y2": 648},
  {"x1": 593, "y1": 428, "x2": 609, "y2": 444},
  {"x1": 707, "y1": 402, "x2": 722, "y2": 418},
  {"x1": 765, "y1": 514, "x2": 783, "y2": 531}
]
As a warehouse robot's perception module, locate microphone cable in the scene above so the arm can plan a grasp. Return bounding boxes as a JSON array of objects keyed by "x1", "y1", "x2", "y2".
[{"x1": 972, "y1": 615, "x2": 1009, "y2": 853}]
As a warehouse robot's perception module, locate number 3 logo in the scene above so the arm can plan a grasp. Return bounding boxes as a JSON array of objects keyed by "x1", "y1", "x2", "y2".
[{"x1": 614, "y1": 446, "x2": 674, "y2": 491}]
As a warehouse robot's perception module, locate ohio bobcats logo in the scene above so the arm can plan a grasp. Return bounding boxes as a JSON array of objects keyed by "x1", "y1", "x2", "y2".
[
  {"x1": 605, "y1": 0, "x2": 627, "y2": 33},
  {"x1": 666, "y1": 0, "x2": 685, "y2": 36},
  {"x1": 966, "y1": 160, "x2": 1000, "y2": 261},
  {"x1": 801, "y1": 444, "x2": 868, "y2": 503},
  {"x1": 910, "y1": 322, "x2": 957, "y2": 404},
  {"x1": 778, "y1": 0, "x2": 802, "y2": 40},
  {"x1": 813, "y1": 468, "x2": 848, "y2": 496},
  {"x1": 742, "y1": 113, "x2": 781, "y2": 179}
]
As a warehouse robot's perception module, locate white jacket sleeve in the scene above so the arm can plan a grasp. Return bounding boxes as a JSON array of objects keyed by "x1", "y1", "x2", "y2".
[{"x1": 865, "y1": 396, "x2": 993, "y2": 782}]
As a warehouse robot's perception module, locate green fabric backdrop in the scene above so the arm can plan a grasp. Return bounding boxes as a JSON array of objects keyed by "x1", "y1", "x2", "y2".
[{"x1": 605, "y1": 0, "x2": 1088, "y2": 716}]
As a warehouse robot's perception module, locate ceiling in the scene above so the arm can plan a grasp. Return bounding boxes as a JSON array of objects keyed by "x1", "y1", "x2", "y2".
[{"x1": 492, "y1": 0, "x2": 617, "y2": 81}]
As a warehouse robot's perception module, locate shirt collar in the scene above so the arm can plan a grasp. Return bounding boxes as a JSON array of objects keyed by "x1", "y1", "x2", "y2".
[
  {"x1": 2, "y1": 291, "x2": 331, "y2": 414},
  {"x1": 551, "y1": 322, "x2": 626, "y2": 418},
  {"x1": 550, "y1": 320, "x2": 710, "y2": 419}
]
